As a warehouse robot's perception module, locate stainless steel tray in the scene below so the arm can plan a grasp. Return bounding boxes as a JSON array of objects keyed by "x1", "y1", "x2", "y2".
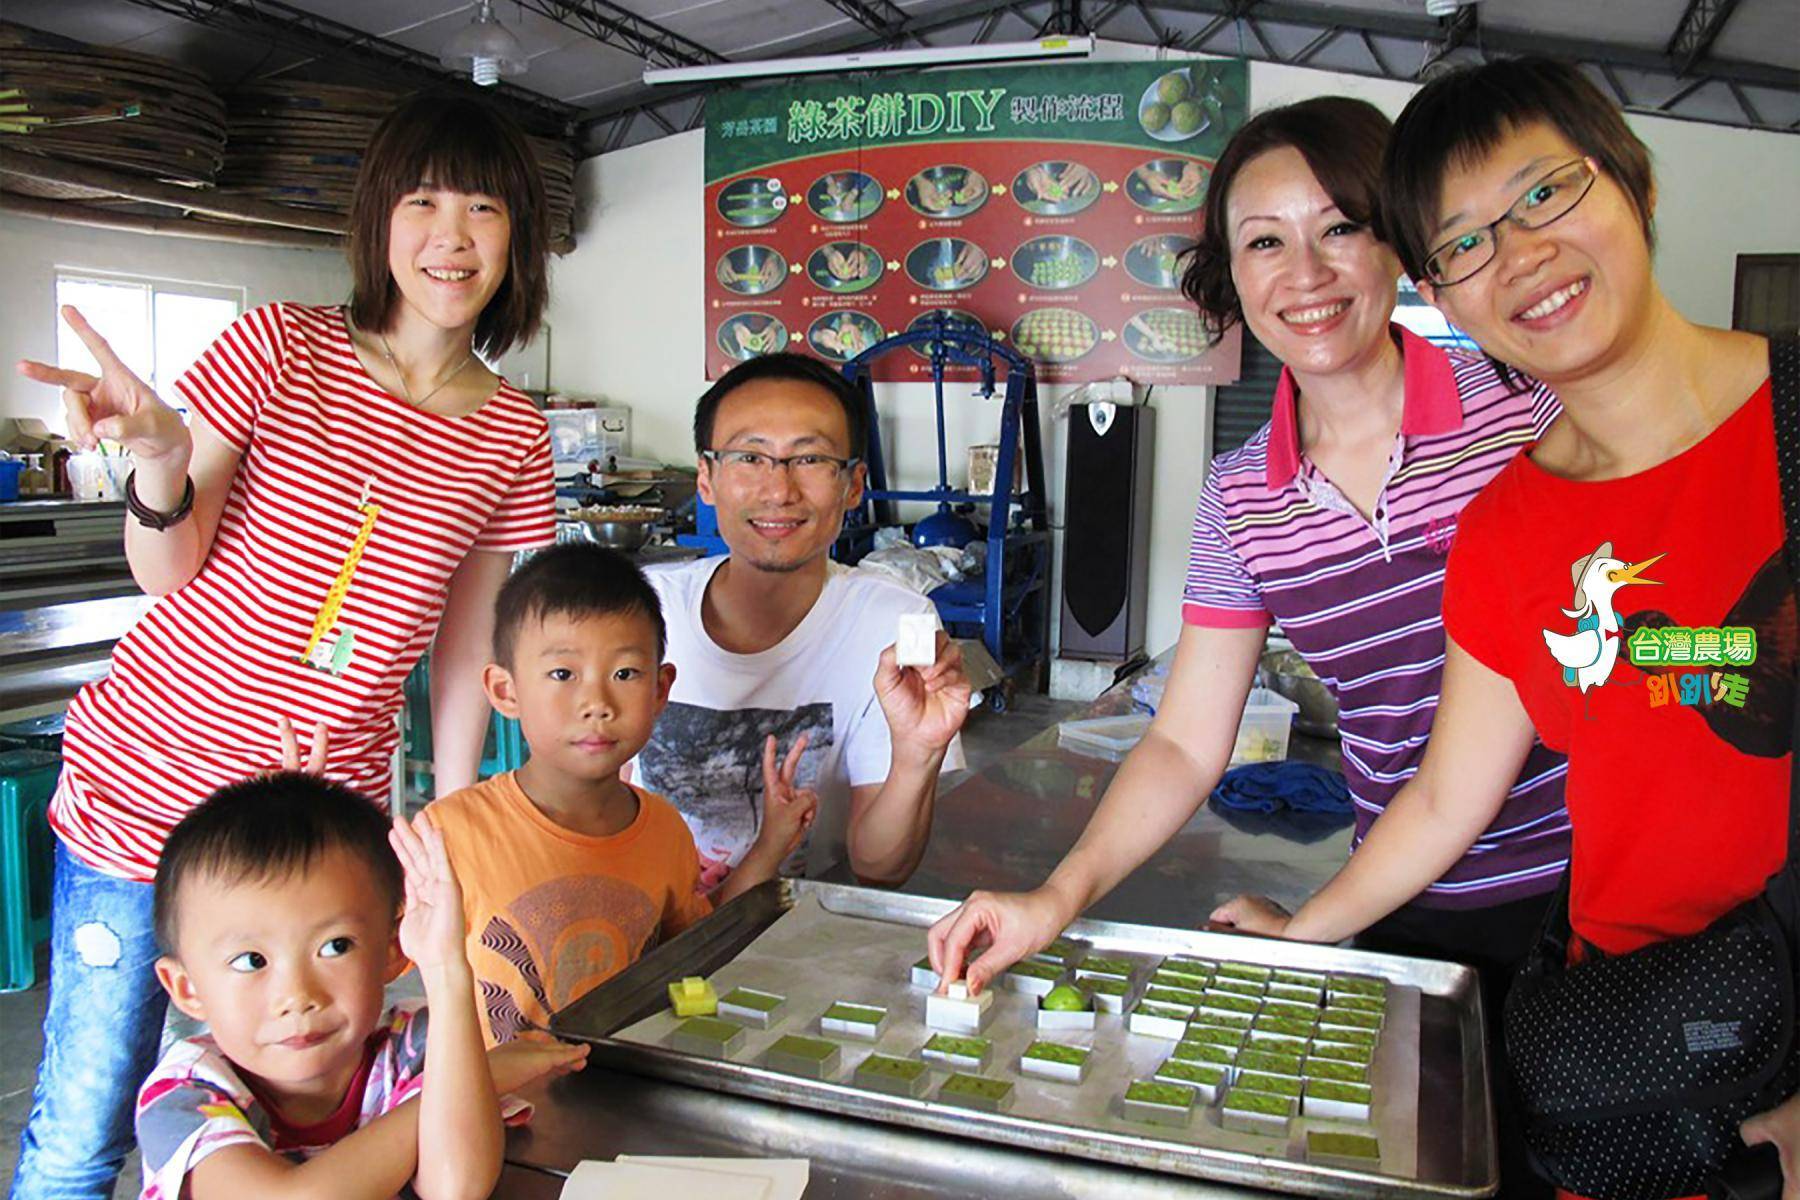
[{"x1": 552, "y1": 880, "x2": 1496, "y2": 1198}]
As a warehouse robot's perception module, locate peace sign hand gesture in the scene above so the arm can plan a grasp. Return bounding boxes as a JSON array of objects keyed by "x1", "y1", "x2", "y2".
[
  {"x1": 757, "y1": 734, "x2": 820, "y2": 860},
  {"x1": 16, "y1": 306, "x2": 191, "y2": 466}
]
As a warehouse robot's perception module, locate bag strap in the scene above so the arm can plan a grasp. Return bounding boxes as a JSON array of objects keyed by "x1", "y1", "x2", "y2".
[{"x1": 1769, "y1": 335, "x2": 1799, "y2": 863}]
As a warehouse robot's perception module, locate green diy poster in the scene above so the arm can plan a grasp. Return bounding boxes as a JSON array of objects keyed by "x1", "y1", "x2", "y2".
[{"x1": 703, "y1": 58, "x2": 1247, "y2": 384}]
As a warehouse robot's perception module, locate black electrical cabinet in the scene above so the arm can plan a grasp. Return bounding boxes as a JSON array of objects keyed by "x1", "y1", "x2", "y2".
[{"x1": 1059, "y1": 402, "x2": 1154, "y2": 661}]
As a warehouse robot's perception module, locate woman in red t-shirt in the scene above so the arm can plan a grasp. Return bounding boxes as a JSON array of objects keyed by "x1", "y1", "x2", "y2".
[
  {"x1": 10, "y1": 96, "x2": 556, "y2": 1199},
  {"x1": 1213, "y1": 58, "x2": 1796, "y2": 1189}
]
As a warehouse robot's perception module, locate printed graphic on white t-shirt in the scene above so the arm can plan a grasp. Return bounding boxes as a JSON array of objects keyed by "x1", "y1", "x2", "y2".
[{"x1": 637, "y1": 700, "x2": 835, "y2": 890}]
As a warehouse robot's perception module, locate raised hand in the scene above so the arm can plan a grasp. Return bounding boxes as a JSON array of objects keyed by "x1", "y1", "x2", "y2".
[
  {"x1": 758, "y1": 733, "x2": 820, "y2": 860},
  {"x1": 388, "y1": 812, "x2": 468, "y2": 974},
  {"x1": 874, "y1": 630, "x2": 971, "y2": 757},
  {"x1": 16, "y1": 306, "x2": 190, "y2": 465}
]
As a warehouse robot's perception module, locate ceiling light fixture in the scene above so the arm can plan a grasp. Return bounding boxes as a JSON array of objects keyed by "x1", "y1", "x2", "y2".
[
  {"x1": 441, "y1": 0, "x2": 528, "y2": 87},
  {"x1": 642, "y1": 35, "x2": 1095, "y2": 87}
]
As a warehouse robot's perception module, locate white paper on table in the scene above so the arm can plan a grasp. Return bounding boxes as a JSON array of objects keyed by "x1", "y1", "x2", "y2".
[
  {"x1": 617, "y1": 1156, "x2": 807, "y2": 1199},
  {"x1": 558, "y1": 1160, "x2": 771, "y2": 1200}
]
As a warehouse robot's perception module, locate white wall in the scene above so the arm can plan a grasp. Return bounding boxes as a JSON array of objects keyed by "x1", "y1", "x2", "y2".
[
  {"x1": 0, "y1": 214, "x2": 350, "y2": 428},
  {"x1": 545, "y1": 55, "x2": 1800, "y2": 661}
]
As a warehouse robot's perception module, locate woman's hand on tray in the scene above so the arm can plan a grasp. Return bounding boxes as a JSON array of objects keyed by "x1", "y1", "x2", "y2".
[
  {"x1": 926, "y1": 885, "x2": 1073, "y2": 996},
  {"x1": 1207, "y1": 893, "x2": 1293, "y2": 938}
]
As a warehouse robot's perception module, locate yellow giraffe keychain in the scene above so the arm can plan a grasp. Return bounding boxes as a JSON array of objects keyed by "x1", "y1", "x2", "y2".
[{"x1": 301, "y1": 475, "x2": 380, "y2": 675}]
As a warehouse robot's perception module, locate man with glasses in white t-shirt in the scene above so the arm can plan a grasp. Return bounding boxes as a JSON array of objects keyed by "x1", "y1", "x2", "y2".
[{"x1": 631, "y1": 354, "x2": 970, "y2": 895}]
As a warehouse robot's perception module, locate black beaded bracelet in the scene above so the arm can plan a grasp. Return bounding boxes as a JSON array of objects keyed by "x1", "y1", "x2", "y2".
[{"x1": 124, "y1": 471, "x2": 196, "y2": 531}]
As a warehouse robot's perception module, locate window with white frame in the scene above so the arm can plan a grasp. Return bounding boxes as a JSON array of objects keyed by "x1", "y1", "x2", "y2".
[{"x1": 54, "y1": 273, "x2": 245, "y2": 414}]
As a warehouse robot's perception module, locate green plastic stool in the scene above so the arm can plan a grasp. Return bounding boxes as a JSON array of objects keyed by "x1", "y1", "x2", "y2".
[
  {"x1": 399, "y1": 659, "x2": 528, "y2": 802},
  {"x1": 0, "y1": 749, "x2": 60, "y2": 993}
]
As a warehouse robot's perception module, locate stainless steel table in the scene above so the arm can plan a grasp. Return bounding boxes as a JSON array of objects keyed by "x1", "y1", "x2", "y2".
[
  {"x1": 499, "y1": 683, "x2": 1365, "y2": 1198},
  {"x1": 0, "y1": 594, "x2": 150, "y2": 721}
]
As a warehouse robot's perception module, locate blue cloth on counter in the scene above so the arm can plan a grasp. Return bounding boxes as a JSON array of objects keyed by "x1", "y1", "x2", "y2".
[{"x1": 1208, "y1": 761, "x2": 1350, "y2": 815}]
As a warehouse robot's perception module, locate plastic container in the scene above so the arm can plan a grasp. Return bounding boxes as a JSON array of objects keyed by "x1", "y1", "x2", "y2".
[
  {"x1": 1057, "y1": 713, "x2": 1151, "y2": 761},
  {"x1": 66, "y1": 452, "x2": 126, "y2": 502},
  {"x1": 0, "y1": 460, "x2": 21, "y2": 502},
  {"x1": 1059, "y1": 688, "x2": 1298, "y2": 765},
  {"x1": 1230, "y1": 686, "x2": 1299, "y2": 765}
]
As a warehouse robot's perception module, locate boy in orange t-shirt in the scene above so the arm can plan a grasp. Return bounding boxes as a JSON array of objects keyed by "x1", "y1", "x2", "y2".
[{"x1": 427, "y1": 544, "x2": 816, "y2": 1044}]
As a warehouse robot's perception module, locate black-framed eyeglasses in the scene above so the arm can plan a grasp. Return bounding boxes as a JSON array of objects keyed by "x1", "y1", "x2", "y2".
[
  {"x1": 701, "y1": 448, "x2": 861, "y2": 484},
  {"x1": 1423, "y1": 157, "x2": 1598, "y2": 288}
]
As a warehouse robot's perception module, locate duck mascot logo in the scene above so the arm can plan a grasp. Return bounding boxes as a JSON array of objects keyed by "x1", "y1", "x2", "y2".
[{"x1": 1542, "y1": 542, "x2": 1665, "y2": 716}]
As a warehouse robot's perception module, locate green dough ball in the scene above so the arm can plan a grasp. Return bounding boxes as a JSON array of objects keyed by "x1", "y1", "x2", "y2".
[
  {"x1": 1042, "y1": 984, "x2": 1089, "y2": 1012},
  {"x1": 1171, "y1": 101, "x2": 1204, "y2": 134},
  {"x1": 1141, "y1": 102, "x2": 1171, "y2": 133},
  {"x1": 1157, "y1": 71, "x2": 1191, "y2": 106}
]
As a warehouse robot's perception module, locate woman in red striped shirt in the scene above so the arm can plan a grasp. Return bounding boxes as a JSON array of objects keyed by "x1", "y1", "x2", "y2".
[{"x1": 10, "y1": 95, "x2": 556, "y2": 1200}]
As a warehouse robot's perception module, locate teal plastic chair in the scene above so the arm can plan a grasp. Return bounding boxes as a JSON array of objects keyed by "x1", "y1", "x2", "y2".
[
  {"x1": 400, "y1": 659, "x2": 527, "y2": 803},
  {"x1": 0, "y1": 749, "x2": 60, "y2": 993}
]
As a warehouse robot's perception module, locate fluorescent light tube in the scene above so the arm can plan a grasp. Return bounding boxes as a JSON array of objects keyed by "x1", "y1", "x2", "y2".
[{"x1": 643, "y1": 35, "x2": 1095, "y2": 86}]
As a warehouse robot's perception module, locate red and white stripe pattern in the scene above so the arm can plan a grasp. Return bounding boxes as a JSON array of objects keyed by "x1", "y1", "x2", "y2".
[{"x1": 53, "y1": 303, "x2": 554, "y2": 880}]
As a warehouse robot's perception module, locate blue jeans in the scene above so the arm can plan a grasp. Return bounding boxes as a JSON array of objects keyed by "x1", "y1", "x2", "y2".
[{"x1": 10, "y1": 843, "x2": 168, "y2": 1200}]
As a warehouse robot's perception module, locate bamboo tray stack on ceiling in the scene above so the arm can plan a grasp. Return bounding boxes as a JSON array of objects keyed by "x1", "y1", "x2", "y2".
[
  {"x1": 222, "y1": 82, "x2": 578, "y2": 251},
  {"x1": 0, "y1": 21, "x2": 226, "y2": 199}
]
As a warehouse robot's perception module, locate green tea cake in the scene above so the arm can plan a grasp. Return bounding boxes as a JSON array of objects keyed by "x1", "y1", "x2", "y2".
[
  {"x1": 820, "y1": 1002, "x2": 888, "y2": 1040},
  {"x1": 1004, "y1": 958, "x2": 1065, "y2": 998},
  {"x1": 716, "y1": 987, "x2": 786, "y2": 1029},
  {"x1": 1018, "y1": 1040, "x2": 1093, "y2": 1084},
  {"x1": 1080, "y1": 975, "x2": 1132, "y2": 1014},
  {"x1": 921, "y1": 1032, "x2": 992, "y2": 1071},
  {"x1": 1075, "y1": 955, "x2": 1134, "y2": 982},
  {"x1": 1304, "y1": 1078, "x2": 1374, "y2": 1122},
  {"x1": 1127, "y1": 1000, "x2": 1191, "y2": 1040},
  {"x1": 1221, "y1": 1086, "x2": 1295, "y2": 1135},
  {"x1": 1122, "y1": 1079, "x2": 1195, "y2": 1128},
  {"x1": 938, "y1": 1072, "x2": 1014, "y2": 1113},
  {"x1": 1304, "y1": 1057, "x2": 1370, "y2": 1085},
  {"x1": 1307, "y1": 1129, "x2": 1382, "y2": 1168},
  {"x1": 1153, "y1": 1059, "x2": 1227, "y2": 1101},
  {"x1": 766, "y1": 1034, "x2": 841, "y2": 1078},
  {"x1": 671, "y1": 1015, "x2": 745, "y2": 1059},
  {"x1": 855, "y1": 1052, "x2": 932, "y2": 1098}
]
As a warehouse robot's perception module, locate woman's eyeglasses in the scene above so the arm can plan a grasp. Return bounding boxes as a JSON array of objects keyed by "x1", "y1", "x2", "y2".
[{"x1": 1423, "y1": 158, "x2": 1599, "y2": 288}]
